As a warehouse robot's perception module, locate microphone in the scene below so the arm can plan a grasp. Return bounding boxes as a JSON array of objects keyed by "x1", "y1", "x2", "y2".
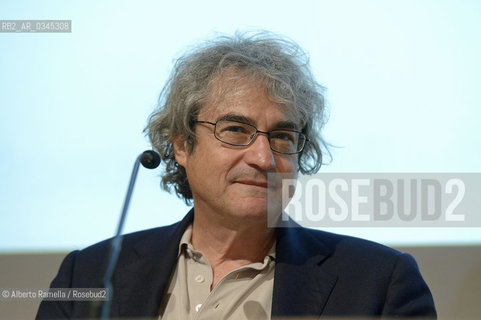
[
  {"x1": 140, "y1": 150, "x2": 161, "y2": 169},
  {"x1": 91, "y1": 150, "x2": 161, "y2": 319}
]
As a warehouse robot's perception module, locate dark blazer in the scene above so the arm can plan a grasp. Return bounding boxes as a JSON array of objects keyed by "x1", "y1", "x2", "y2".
[{"x1": 37, "y1": 209, "x2": 436, "y2": 319}]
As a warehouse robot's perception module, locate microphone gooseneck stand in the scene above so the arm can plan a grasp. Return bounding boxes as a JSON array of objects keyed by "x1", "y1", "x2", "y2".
[{"x1": 89, "y1": 150, "x2": 161, "y2": 320}]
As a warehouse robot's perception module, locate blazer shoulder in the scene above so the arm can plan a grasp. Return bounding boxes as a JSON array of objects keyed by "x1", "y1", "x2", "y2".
[
  {"x1": 75, "y1": 220, "x2": 183, "y2": 262},
  {"x1": 304, "y1": 228, "x2": 402, "y2": 257},
  {"x1": 284, "y1": 226, "x2": 417, "y2": 280},
  {"x1": 301, "y1": 227, "x2": 404, "y2": 259},
  {"x1": 287, "y1": 227, "x2": 436, "y2": 317}
]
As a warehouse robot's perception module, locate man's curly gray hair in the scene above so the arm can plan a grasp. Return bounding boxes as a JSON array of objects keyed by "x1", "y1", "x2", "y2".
[{"x1": 145, "y1": 31, "x2": 329, "y2": 203}]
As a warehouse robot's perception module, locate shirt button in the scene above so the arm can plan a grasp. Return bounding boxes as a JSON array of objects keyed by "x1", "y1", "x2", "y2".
[
  {"x1": 195, "y1": 303, "x2": 202, "y2": 312},
  {"x1": 195, "y1": 275, "x2": 205, "y2": 283}
]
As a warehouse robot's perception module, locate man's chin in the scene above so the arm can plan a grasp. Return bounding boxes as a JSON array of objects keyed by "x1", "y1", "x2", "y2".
[
  {"x1": 229, "y1": 201, "x2": 269, "y2": 220},
  {"x1": 233, "y1": 194, "x2": 283, "y2": 221}
]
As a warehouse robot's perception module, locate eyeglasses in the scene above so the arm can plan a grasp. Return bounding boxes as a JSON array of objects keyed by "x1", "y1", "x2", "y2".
[{"x1": 196, "y1": 119, "x2": 308, "y2": 154}]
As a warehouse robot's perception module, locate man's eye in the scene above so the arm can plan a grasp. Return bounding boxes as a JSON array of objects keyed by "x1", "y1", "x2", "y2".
[
  {"x1": 223, "y1": 126, "x2": 249, "y2": 134},
  {"x1": 272, "y1": 132, "x2": 296, "y2": 142}
]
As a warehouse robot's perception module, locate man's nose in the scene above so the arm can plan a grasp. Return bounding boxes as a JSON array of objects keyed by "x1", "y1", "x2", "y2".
[{"x1": 243, "y1": 133, "x2": 276, "y2": 171}]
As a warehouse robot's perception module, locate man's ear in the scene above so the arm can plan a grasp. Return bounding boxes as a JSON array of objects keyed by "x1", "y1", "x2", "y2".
[{"x1": 172, "y1": 135, "x2": 188, "y2": 167}]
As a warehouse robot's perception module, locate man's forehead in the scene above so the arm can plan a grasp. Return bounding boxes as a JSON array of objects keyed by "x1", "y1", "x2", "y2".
[{"x1": 201, "y1": 73, "x2": 301, "y2": 125}]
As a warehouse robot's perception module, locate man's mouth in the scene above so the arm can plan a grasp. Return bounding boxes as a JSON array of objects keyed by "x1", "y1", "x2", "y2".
[{"x1": 234, "y1": 180, "x2": 269, "y2": 188}]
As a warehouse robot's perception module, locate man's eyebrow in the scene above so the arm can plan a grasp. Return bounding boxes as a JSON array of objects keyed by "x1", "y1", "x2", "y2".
[
  {"x1": 216, "y1": 114, "x2": 256, "y2": 126},
  {"x1": 216, "y1": 114, "x2": 299, "y2": 130},
  {"x1": 273, "y1": 120, "x2": 299, "y2": 131}
]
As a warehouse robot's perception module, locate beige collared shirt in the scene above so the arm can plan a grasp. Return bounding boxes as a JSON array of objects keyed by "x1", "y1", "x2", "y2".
[{"x1": 159, "y1": 224, "x2": 276, "y2": 320}]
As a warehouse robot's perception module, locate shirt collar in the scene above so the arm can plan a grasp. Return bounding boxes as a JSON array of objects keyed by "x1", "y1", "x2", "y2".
[{"x1": 176, "y1": 223, "x2": 276, "y2": 262}]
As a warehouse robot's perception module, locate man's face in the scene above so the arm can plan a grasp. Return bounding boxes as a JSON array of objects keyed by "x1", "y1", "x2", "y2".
[{"x1": 174, "y1": 77, "x2": 299, "y2": 224}]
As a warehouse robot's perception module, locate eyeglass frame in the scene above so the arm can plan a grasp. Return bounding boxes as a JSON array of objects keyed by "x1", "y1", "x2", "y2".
[{"x1": 196, "y1": 119, "x2": 309, "y2": 154}]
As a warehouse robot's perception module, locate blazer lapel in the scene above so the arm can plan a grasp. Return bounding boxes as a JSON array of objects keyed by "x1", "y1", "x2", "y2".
[
  {"x1": 114, "y1": 209, "x2": 194, "y2": 318},
  {"x1": 272, "y1": 227, "x2": 338, "y2": 318}
]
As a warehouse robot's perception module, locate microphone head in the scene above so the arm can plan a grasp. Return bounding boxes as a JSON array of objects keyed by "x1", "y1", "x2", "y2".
[{"x1": 140, "y1": 150, "x2": 161, "y2": 169}]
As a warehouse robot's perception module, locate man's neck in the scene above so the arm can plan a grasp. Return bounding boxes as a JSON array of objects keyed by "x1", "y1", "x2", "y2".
[{"x1": 190, "y1": 210, "x2": 276, "y2": 289}]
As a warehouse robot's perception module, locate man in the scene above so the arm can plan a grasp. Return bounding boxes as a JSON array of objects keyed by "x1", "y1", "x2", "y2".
[{"x1": 37, "y1": 32, "x2": 436, "y2": 319}]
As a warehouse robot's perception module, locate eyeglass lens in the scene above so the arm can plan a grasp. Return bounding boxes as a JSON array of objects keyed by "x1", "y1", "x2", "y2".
[{"x1": 214, "y1": 120, "x2": 305, "y2": 154}]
